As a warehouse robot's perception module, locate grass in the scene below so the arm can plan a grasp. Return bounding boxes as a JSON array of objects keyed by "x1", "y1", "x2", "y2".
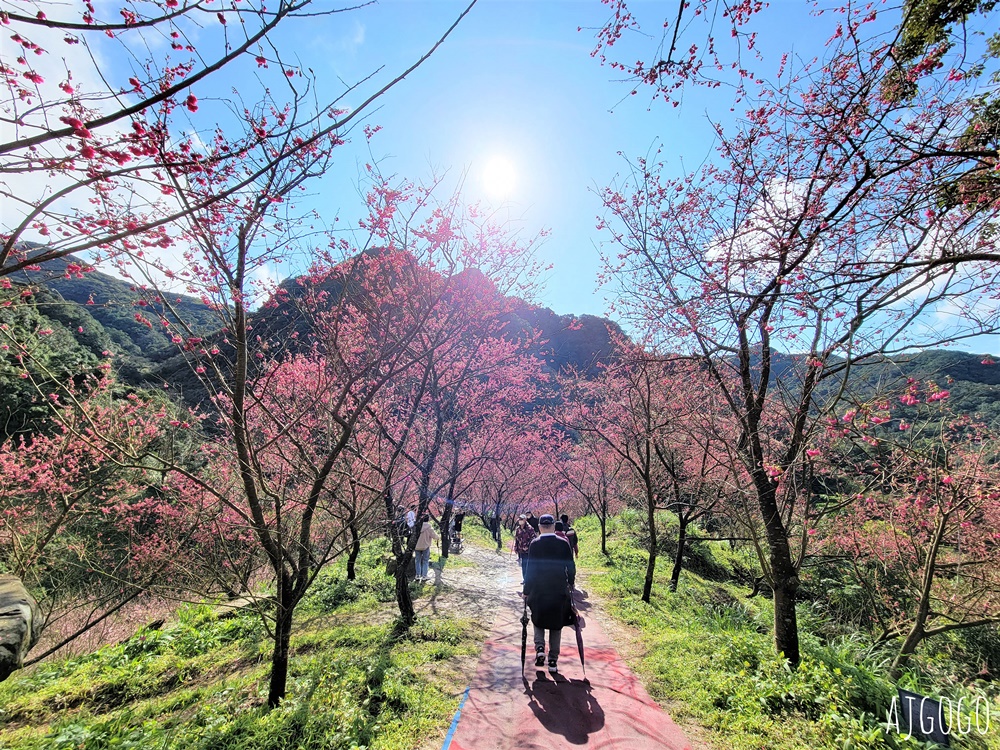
[
  {"x1": 436, "y1": 555, "x2": 476, "y2": 570},
  {"x1": 0, "y1": 540, "x2": 480, "y2": 750},
  {"x1": 573, "y1": 512, "x2": 1000, "y2": 750},
  {"x1": 8, "y1": 514, "x2": 995, "y2": 750}
]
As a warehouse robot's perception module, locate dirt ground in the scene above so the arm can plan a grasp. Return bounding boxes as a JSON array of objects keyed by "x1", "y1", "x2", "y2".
[{"x1": 414, "y1": 541, "x2": 517, "y2": 623}]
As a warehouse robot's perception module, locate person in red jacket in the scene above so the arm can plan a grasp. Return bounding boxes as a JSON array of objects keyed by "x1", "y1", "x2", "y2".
[
  {"x1": 513, "y1": 514, "x2": 537, "y2": 584},
  {"x1": 560, "y1": 514, "x2": 579, "y2": 558}
]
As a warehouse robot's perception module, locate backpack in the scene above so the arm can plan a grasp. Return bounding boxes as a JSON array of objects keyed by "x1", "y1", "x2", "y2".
[{"x1": 565, "y1": 526, "x2": 579, "y2": 556}]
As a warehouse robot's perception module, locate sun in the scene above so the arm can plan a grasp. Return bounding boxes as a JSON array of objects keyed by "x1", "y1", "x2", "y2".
[{"x1": 480, "y1": 155, "x2": 517, "y2": 199}]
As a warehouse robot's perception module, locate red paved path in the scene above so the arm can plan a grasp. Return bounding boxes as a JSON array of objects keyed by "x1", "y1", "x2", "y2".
[{"x1": 446, "y1": 576, "x2": 693, "y2": 750}]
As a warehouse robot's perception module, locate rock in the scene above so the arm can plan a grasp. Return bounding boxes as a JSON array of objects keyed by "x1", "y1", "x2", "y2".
[
  {"x1": 0, "y1": 575, "x2": 42, "y2": 682},
  {"x1": 116, "y1": 619, "x2": 165, "y2": 646}
]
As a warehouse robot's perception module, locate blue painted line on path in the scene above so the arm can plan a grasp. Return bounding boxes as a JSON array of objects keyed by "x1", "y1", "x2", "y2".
[
  {"x1": 441, "y1": 546, "x2": 515, "y2": 749},
  {"x1": 441, "y1": 685, "x2": 471, "y2": 750}
]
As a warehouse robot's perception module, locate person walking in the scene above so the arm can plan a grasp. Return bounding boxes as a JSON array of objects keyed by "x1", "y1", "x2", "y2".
[
  {"x1": 523, "y1": 514, "x2": 576, "y2": 674},
  {"x1": 513, "y1": 514, "x2": 537, "y2": 584},
  {"x1": 413, "y1": 515, "x2": 439, "y2": 582},
  {"x1": 560, "y1": 514, "x2": 579, "y2": 558},
  {"x1": 525, "y1": 510, "x2": 540, "y2": 533},
  {"x1": 488, "y1": 512, "x2": 502, "y2": 551},
  {"x1": 554, "y1": 521, "x2": 572, "y2": 553}
]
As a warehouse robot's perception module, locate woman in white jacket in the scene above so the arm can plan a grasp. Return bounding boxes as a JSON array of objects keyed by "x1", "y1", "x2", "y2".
[{"x1": 413, "y1": 516, "x2": 439, "y2": 582}]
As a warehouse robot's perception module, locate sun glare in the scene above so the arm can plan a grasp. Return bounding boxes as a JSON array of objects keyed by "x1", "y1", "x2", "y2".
[{"x1": 481, "y1": 155, "x2": 517, "y2": 199}]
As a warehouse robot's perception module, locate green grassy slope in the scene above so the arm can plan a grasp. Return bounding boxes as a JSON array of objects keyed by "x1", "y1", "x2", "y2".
[
  {"x1": 0, "y1": 541, "x2": 478, "y2": 750},
  {"x1": 573, "y1": 513, "x2": 1000, "y2": 750}
]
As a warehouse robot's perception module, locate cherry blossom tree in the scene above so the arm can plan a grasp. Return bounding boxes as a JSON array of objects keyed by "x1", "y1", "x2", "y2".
[
  {"x1": 337, "y1": 452, "x2": 386, "y2": 583},
  {"x1": 369, "y1": 281, "x2": 547, "y2": 548},
  {"x1": 359, "y1": 295, "x2": 518, "y2": 621},
  {"x1": 327, "y1": 177, "x2": 548, "y2": 625},
  {"x1": 560, "y1": 339, "x2": 701, "y2": 601},
  {"x1": 365, "y1": 330, "x2": 551, "y2": 623},
  {"x1": 455, "y1": 410, "x2": 557, "y2": 534},
  {"x1": 598, "y1": 5, "x2": 1000, "y2": 662},
  {"x1": 0, "y1": 374, "x2": 207, "y2": 663},
  {"x1": 657, "y1": 408, "x2": 739, "y2": 592},
  {"x1": 430, "y1": 340, "x2": 552, "y2": 558},
  {"x1": 552, "y1": 434, "x2": 626, "y2": 556},
  {"x1": 591, "y1": 0, "x2": 998, "y2": 117},
  {"x1": 590, "y1": 0, "x2": 769, "y2": 107},
  {"x1": 1, "y1": 0, "x2": 476, "y2": 278},
  {"x1": 2, "y1": 5, "x2": 479, "y2": 688},
  {"x1": 67, "y1": 151, "x2": 535, "y2": 706},
  {"x1": 820, "y1": 384, "x2": 1000, "y2": 678}
]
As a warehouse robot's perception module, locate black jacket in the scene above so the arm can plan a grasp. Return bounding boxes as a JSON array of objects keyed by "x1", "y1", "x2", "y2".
[{"x1": 523, "y1": 534, "x2": 576, "y2": 630}]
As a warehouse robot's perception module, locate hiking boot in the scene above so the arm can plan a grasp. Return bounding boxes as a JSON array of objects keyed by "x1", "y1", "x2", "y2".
[
  {"x1": 547, "y1": 659, "x2": 559, "y2": 675},
  {"x1": 534, "y1": 652, "x2": 545, "y2": 668}
]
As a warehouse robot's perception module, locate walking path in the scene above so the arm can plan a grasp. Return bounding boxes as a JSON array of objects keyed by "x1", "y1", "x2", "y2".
[{"x1": 441, "y1": 567, "x2": 694, "y2": 750}]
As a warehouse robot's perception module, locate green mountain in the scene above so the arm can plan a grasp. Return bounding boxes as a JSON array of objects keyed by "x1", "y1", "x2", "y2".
[
  {"x1": 7, "y1": 250, "x2": 219, "y2": 379},
  {"x1": 3, "y1": 249, "x2": 996, "y2": 431},
  {"x1": 768, "y1": 349, "x2": 1000, "y2": 428},
  {"x1": 2, "y1": 251, "x2": 623, "y2": 427}
]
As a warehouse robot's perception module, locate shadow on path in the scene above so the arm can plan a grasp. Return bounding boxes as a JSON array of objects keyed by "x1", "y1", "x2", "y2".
[
  {"x1": 446, "y1": 569, "x2": 693, "y2": 750},
  {"x1": 523, "y1": 674, "x2": 605, "y2": 745}
]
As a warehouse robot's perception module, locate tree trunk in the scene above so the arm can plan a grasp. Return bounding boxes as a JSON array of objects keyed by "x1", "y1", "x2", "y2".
[
  {"x1": 642, "y1": 495, "x2": 658, "y2": 603},
  {"x1": 889, "y1": 514, "x2": 946, "y2": 681},
  {"x1": 395, "y1": 561, "x2": 415, "y2": 627},
  {"x1": 346, "y1": 522, "x2": 360, "y2": 581},
  {"x1": 440, "y1": 504, "x2": 452, "y2": 558},
  {"x1": 890, "y1": 621, "x2": 926, "y2": 681},
  {"x1": 766, "y1": 522, "x2": 800, "y2": 666},
  {"x1": 267, "y1": 583, "x2": 295, "y2": 708},
  {"x1": 756, "y1": 476, "x2": 800, "y2": 666},
  {"x1": 383, "y1": 487, "x2": 416, "y2": 627},
  {"x1": 669, "y1": 517, "x2": 688, "y2": 592},
  {"x1": 771, "y1": 570, "x2": 800, "y2": 667},
  {"x1": 600, "y1": 514, "x2": 608, "y2": 556}
]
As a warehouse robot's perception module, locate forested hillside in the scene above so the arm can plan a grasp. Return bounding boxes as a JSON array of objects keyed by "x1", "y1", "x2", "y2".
[
  {"x1": 4, "y1": 256, "x2": 996, "y2": 423},
  {"x1": 2, "y1": 251, "x2": 623, "y2": 415},
  {"x1": 10, "y1": 248, "x2": 219, "y2": 363}
]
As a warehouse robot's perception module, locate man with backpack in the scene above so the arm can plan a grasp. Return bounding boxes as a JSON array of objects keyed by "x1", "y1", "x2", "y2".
[{"x1": 560, "y1": 514, "x2": 579, "y2": 558}]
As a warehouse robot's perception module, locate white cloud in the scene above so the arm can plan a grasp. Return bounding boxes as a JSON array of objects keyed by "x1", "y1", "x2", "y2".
[{"x1": 347, "y1": 21, "x2": 366, "y2": 52}]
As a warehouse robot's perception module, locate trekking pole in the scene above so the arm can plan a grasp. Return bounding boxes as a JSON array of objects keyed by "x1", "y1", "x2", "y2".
[
  {"x1": 570, "y1": 587, "x2": 586, "y2": 679},
  {"x1": 520, "y1": 597, "x2": 529, "y2": 678}
]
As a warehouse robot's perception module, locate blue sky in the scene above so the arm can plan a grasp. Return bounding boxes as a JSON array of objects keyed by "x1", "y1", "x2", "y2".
[
  {"x1": 272, "y1": 0, "x2": 822, "y2": 318},
  {"x1": 8, "y1": 0, "x2": 994, "y2": 353},
  {"x1": 0, "y1": 0, "x2": 834, "y2": 317},
  {"x1": 287, "y1": 0, "x2": 997, "y2": 356}
]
